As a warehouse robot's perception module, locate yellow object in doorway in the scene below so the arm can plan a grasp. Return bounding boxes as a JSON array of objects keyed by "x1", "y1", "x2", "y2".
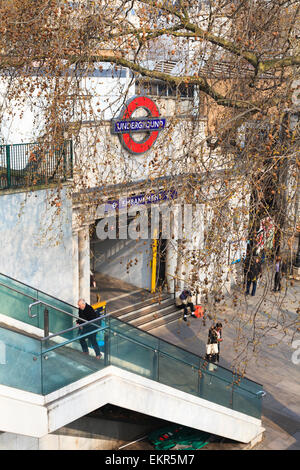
[{"x1": 151, "y1": 229, "x2": 158, "y2": 293}]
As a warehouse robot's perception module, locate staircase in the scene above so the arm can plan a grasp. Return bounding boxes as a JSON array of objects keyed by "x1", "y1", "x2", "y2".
[
  {"x1": 0, "y1": 272, "x2": 265, "y2": 445},
  {"x1": 109, "y1": 293, "x2": 184, "y2": 331}
]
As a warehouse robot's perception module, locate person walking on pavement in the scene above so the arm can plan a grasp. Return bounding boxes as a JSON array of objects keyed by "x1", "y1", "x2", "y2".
[
  {"x1": 205, "y1": 323, "x2": 223, "y2": 363},
  {"x1": 176, "y1": 289, "x2": 196, "y2": 321},
  {"x1": 215, "y1": 322, "x2": 223, "y2": 363},
  {"x1": 205, "y1": 324, "x2": 219, "y2": 363},
  {"x1": 90, "y1": 270, "x2": 97, "y2": 288},
  {"x1": 245, "y1": 257, "x2": 262, "y2": 296},
  {"x1": 272, "y1": 256, "x2": 286, "y2": 292},
  {"x1": 77, "y1": 299, "x2": 102, "y2": 359},
  {"x1": 243, "y1": 253, "x2": 251, "y2": 287}
]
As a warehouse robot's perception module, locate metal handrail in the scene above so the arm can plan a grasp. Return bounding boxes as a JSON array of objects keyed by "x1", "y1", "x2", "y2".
[
  {"x1": 41, "y1": 324, "x2": 109, "y2": 355},
  {"x1": 0, "y1": 274, "x2": 262, "y2": 388},
  {"x1": 110, "y1": 315, "x2": 263, "y2": 388},
  {"x1": 28, "y1": 299, "x2": 109, "y2": 339},
  {"x1": 41, "y1": 312, "x2": 111, "y2": 342},
  {"x1": 0, "y1": 280, "x2": 79, "y2": 323},
  {"x1": 28, "y1": 300, "x2": 77, "y2": 320},
  {"x1": 0, "y1": 271, "x2": 78, "y2": 309},
  {"x1": 0, "y1": 276, "x2": 107, "y2": 338},
  {"x1": 110, "y1": 329, "x2": 263, "y2": 397},
  {"x1": 256, "y1": 390, "x2": 267, "y2": 397},
  {"x1": 0, "y1": 279, "x2": 83, "y2": 337},
  {"x1": 0, "y1": 280, "x2": 37, "y2": 301}
]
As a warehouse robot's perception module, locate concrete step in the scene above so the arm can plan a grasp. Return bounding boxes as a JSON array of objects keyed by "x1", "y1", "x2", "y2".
[
  {"x1": 139, "y1": 310, "x2": 183, "y2": 331},
  {"x1": 120, "y1": 299, "x2": 175, "y2": 323},
  {"x1": 142, "y1": 312, "x2": 202, "y2": 332},
  {"x1": 109, "y1": 294, "x2": 170, "y2": 319},
  {"x1": 108, "y1": 291, "x2": 193, "y2": 333},
  {"x1": 130, "y1": 305, "x2": 179, "y2": 328}
]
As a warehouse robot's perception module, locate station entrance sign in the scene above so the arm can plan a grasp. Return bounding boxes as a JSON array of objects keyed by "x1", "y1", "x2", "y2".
[{"x1": 111, "y1": 96, "x2": 166, "y2": 154}]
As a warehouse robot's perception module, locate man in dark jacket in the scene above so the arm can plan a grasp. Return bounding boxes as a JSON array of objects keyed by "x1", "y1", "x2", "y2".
[
  {"x1": 245, "y1": 257, "x2": 262, "y2": 296},
  {"x1": 243, "y1": 254, "x2": 251, "y2": 287},
  {"x1": 77, "y1": 299, "x2": 101, "y2": 359},
  {"x1": 272, "y1": 256, "x2": 286, "y2": 292}
]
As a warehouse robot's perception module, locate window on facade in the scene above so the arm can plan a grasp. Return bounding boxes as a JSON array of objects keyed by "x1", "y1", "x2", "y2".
[
  {"x1": 150, "y1": 82, "x2": 158, "y2": 96},
  {"x1": 136, "y1": 79, "x2": 194, "y2": 99},
  {"x1": 158, "y1": 82, "x2": 167, "y2": 96},
  {"x1": 167, "y1": 84, "x2": 177, "y2": 97},
  {"x1": 178, "y1": 83, "x2": 191, "y2": 98}
]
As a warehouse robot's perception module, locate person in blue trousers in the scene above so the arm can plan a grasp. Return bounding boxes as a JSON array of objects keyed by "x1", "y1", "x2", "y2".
[{"x1": 77, "y1": 299, "x2": 102, "y2": 359}]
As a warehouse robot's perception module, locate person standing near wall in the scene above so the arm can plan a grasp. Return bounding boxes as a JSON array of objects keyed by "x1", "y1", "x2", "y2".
[
  {"x1": 243, "y1": 253, "x2": 251, "y2": 287},
  {"x1": 272, "y1": 256, "x2": 286, "y2": 292},
  {"x1": 90, "y1": 270, "x2": 97, "y2": 288},
  {"x1": 245, "y1": 257, "x2": 262, "y2": 296}
]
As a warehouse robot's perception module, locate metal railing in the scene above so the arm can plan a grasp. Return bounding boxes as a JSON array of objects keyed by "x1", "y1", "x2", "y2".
[
  {"x1": 37, "y1": 314, "x2": 265, "y2": 416},
  {"x1": 0, "y1": 271, "x2": 264, "y2": 415},
  {"x1": 0, "y1": 140, "x2": 73, "y2": 190},
  {"x1": 0, "y1": 271, "x2": 262, "y2": 389},
  {"x1": 28, "y1": 299, "x2": 109, "y2": 339}
]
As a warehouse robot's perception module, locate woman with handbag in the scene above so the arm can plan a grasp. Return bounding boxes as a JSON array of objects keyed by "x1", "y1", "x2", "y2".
[
  {"x1": 205, "y1": 325, "x2": 220, "y2": 363},
  {"x1": 215, "y1": 322, "x2": 223, "y2": 363}
]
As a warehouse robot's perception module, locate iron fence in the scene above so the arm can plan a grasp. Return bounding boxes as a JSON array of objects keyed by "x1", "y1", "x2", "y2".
[{"x1": 0, "y1": 140, "x2": 73, "y2": 190}]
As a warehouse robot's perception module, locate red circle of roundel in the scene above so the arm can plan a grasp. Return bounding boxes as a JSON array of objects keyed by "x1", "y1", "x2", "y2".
[{"x1": 120, "y1": 96, "x2": 160, "y2": 155}]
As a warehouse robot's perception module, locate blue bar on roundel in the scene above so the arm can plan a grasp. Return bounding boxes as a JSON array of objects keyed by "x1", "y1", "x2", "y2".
[{"x1": 113, "y1": 118, "x2": 166, "y2": 134}]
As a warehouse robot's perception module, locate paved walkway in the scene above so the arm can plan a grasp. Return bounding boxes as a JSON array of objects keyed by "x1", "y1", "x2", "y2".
[
  {"x1": 89, "y1": 270, "x2": 300, "y2": 449},
  {"x1": 90, "y1": 272, "x2": 153, "y2": 310},
  {"x1": 150, "y1": 278, "x2": 300, "y2": 450}
]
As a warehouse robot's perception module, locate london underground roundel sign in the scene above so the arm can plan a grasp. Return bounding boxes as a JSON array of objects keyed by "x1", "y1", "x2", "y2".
[{"x1": 111, "y1": 96, "x2": 166, "y2": 155}]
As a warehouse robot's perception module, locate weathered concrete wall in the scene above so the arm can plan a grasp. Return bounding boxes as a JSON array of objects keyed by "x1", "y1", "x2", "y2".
[
  {"x1": 0, "y1": 186, "x2": 74, "y2": 304},
  {"x1": 0, "y1": 416, "x2": 158, "y2": 450},
  {"x1": 93, "y1": 237, "x2": 152, "y2": 290}
]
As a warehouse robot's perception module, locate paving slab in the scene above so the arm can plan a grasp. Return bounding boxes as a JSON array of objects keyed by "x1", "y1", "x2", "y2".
[
  {"x1": 90, "y1": 272, "x2": 155, "y2": 310},
  {"x1": 150, "y1": 279, "x2": 300, "y2": 450}
]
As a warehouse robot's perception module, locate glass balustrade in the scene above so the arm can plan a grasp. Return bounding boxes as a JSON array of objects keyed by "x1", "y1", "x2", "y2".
[
  {"x1": 41, "y1": 326, "x2": 106, "y2": 396},
  {"x1": 0, "y1": 325, "x2": 42, "y2": 394},
  {"x1": 0, "y1": 272, "x2": 75, "y2": 334},
  {"x1": 0, "y1": 275, "x2": 263, "y2": 419}
]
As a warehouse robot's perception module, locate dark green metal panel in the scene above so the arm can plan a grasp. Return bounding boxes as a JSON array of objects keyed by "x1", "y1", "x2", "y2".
[
  {"x1": 0, "y1": 140, "x2": 73, "y2": 190},
  {"x1": 5, "y1": 145, "x2": 11, "y2": 188}
]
